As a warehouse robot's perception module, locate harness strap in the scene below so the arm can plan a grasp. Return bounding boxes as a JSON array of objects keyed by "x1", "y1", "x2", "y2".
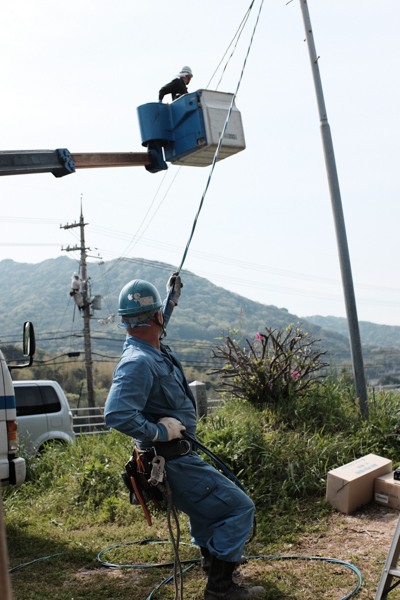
[{"x1": 136, "y1": 439, "x2": 192, "y2": 461}]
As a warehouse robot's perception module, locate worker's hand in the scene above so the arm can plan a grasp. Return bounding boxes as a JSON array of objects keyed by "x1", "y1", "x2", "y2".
[
  {"x1": 157, "y1": 417, "x2": 186, "y2": 441},
  {"x1": 166, "y1": 272, "x2": 183, "y2": 306}
]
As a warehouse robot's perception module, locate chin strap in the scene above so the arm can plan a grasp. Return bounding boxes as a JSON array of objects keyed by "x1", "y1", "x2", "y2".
[{"x1": 149, "y1": 313, "x2": 167, "y2": 339}]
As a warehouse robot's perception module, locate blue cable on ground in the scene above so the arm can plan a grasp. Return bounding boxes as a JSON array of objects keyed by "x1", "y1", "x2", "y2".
[
  {"x1": 8, "y1": 541, "x2": 362, "y2": 600},
  {"x1": 96, "y1": 539, "x2": 362, "y2": 600},
  {"x1": 8, "y1": 552, "x2": 63, "y2": 573}
]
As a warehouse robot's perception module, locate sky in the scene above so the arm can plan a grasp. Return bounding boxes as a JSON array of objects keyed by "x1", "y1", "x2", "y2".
[{"x1": 0, "y1": 0, "x2": 399, "y2": 326}]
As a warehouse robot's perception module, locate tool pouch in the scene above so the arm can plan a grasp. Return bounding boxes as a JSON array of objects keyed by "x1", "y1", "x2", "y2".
[{"x1": 121, "y1": 448, "x2": 165, "y2": 526}]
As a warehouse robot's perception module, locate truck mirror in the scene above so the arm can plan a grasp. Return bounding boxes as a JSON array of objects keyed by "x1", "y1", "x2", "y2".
[
  {"x1": 23, "y1": 321, "x2": 36, "y2": 358},
  {"x1": 9, "y1": 322, "x2": 36, "y2": 370}
]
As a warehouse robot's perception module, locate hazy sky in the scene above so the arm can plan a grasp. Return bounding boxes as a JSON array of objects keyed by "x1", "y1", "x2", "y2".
[{"x1": 0, "y1": 0, "x2": 399, "y2": 325}]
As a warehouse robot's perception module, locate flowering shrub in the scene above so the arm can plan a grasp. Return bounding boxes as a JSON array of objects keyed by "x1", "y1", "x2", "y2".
[{"x1": 210, "y1": 325, "x2": 328, "y2": 409}]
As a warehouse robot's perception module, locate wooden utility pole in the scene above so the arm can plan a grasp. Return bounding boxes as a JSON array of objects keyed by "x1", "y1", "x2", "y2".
[
  {"x1": 61, "y1": 201, "x2": 95, "y2": 408},
  {"x1": 0, "y1": 490, "x2": 12, "y2": 600}
]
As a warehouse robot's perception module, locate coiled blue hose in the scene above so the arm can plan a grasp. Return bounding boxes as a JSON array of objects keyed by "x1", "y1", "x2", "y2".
[
  {"x1": 96, "y1": 539, "x2": 362, "y2": 600},
  {"x1": 8, "y1": 539, "x2": 362, "y2": 600}
]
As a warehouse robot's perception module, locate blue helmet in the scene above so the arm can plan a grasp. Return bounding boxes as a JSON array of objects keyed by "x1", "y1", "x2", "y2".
[{"x1": 118, "y1": 279, "x2": 163, "y2": 317}]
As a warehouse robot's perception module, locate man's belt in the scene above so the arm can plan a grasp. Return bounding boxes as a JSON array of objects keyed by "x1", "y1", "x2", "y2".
[{"x1": 137, "y1": 438, "x2": 192, "y2": 461}]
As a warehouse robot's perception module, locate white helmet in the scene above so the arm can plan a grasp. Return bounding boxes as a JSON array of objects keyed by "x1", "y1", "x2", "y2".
[
  {"x1": 72, "y1": 272, "x2": 79, "y2": 278},
  {"x1": 179, "y1": 66, "x2": 193, "y2": 78}
]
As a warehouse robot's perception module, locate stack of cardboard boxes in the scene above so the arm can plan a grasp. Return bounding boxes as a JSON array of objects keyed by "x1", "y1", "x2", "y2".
[{"x1": 326, "y1": 454, "x2": 400, "y2": 514}]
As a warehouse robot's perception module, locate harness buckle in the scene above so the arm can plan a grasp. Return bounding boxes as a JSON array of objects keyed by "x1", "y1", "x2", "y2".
[{"x1": 180, "y1": 439, "x2": 191, "y2": 456}]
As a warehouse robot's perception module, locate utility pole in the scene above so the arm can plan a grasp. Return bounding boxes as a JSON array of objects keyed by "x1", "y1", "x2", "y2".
[
  {"x1": 0, "y1": 492, "x2": 12, "y2": 600},
  {"x1": 61, "y1": 200, "x2": 95, "y2": 409},
  {"x1": 299, "y1": 0, "x2": 368, "y2": 417}
]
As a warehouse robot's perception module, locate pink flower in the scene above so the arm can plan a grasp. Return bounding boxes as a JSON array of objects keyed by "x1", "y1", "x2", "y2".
[
  {"x1": 256, "y1": 332, "x2": 263, "y2": 342},
  {"x1": 291, "y1": 371, "x2": 300, "y2": 379}
]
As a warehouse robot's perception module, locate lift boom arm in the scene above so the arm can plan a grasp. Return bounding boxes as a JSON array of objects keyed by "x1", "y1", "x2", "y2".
[{"x1": 0, "y1": 149, "x2": 152, "y2": 178}]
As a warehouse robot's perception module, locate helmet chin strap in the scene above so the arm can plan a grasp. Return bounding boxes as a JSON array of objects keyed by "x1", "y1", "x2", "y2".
[{"x1": 149, "y1": 312, "x2": 167, "y2": 339}]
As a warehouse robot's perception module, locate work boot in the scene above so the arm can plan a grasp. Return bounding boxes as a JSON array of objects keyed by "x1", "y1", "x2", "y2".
[
  {"x1": 201, "y1": 547, "x2": 248, "y2": 573},
  {"x1": 204, "y1": 555, "x2": 264, "y2": 599},
  {"x1": 201, "y1": 547, "x2": 212, "y2": 572}
]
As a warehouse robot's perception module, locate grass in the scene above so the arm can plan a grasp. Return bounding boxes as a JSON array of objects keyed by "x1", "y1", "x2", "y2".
[{"x1": 3, "y1": 374, "x2": 400, "y2": 599}]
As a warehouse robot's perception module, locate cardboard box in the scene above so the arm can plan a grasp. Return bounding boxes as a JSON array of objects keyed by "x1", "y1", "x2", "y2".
[
  {"x1": 326, "y1": 454, "x2": 392, "y2": 514},
  {"x1": 375, "y1": 472, "x2": 400, "y2": 510}
]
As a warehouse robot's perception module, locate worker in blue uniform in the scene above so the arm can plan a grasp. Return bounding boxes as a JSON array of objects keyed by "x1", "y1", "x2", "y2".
[
  {"x1": 105, "y1": 276, "x2": 264, "y2": 600},
  {"x1": 159, "y1": 66, "x2": 193, "y2": 102}
]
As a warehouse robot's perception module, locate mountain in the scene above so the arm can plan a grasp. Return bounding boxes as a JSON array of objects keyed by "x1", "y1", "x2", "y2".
[
  {"x1": 305, "y1": 315, "x2": 400, "y2": 351},
  {"x1": 0, "y1": 256, "x2": 350, "y2": 360}
]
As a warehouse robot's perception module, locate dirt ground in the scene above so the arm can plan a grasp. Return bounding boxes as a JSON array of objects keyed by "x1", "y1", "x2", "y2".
[
  {"x1": 244, "y1": 503, "x2": 400, "y2": 599},
  {"x1": 57, "y1": 503, "x2": 400, "y2": 599}
]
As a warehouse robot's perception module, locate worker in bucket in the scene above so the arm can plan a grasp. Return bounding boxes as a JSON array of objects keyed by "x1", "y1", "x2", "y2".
[
  {"x1": 159, "y1": 66, "x2": 193, "y2": 102},
  {"x1": 105, "y1": 276, "x2": 264, "y2": 600}
]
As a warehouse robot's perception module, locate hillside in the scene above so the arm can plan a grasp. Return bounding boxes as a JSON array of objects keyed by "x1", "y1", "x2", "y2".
[
  {"x1": 0, "y1": 256, "x2": 350, "y2": 360},
  {"x1": 305, "y1": 315, "x2": 400, "y2": 351}
]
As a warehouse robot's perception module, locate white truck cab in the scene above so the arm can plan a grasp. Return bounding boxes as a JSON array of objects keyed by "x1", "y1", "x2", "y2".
[
  {"x1": 0, "y1": 322, "x2": 36, "y2": 486},
  {"x1": 0, "y1": 350, "x2": 26, "y2": 486}
]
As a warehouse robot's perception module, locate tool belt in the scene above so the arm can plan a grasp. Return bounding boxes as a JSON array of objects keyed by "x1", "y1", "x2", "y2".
[{"x1": 121, "y1": 439, "x2": 192, "y2": 526}]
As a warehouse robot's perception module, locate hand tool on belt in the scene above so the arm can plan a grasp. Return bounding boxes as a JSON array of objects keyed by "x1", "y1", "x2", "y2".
[{"x1": 122, "y1": 438, "x2": 192, "y2": 526}]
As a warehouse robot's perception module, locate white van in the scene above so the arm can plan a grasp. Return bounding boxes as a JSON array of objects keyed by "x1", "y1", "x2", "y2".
[{"x1": 13, "y1": 381, "x2": 75, "y2": 455}]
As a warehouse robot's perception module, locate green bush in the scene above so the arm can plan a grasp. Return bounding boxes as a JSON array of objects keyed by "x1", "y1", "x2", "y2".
[{"x1": 210, "y1": 326, "x2": 328, "y2": 409}]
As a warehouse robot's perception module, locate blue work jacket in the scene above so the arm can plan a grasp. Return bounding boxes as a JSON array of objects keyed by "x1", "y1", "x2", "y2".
[{"x1": 104, "y1": 336, "x2": 197, "y2": 445}]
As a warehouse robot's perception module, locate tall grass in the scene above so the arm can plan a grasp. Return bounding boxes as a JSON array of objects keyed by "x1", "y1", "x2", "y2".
[{"x1": 3, "y1": 375, "x2": 400, "y2": 535}]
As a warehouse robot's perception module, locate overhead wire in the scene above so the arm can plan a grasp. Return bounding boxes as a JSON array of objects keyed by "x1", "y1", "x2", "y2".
[
  {"x1": 214, "y1": 7, "x2": 254, "y2": 91},
  {"x1": 174, "y1": 0, "x2": 265, "y2": 281},
  {"x1": 103, "y1": 168, "x2": 176, "y2": 277},
  {"x1": 206, "y1": 1, "x2": 255, "y2": 89},
  {"x1": 5, "y1": 214, "x2": 398, "y2": 296}
]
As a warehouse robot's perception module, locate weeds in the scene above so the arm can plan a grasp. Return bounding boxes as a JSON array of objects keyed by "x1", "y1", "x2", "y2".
[{"x1": 3, "y1": 375, "x2": 400, "y2": 599}]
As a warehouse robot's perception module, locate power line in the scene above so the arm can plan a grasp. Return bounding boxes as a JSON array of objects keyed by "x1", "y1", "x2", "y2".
[{"x1": 104, "y1": 168, "x2": 182, "y2": 277}]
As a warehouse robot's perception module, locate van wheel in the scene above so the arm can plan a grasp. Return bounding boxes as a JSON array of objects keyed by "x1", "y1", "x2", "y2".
[{"x1": 38, "y1": 440, "x2": 66, "y2": 453}]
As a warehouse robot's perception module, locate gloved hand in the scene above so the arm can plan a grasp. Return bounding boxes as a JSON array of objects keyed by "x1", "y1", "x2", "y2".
[
  {"x1": 157, "y1": 417, "x2": 186, "y2": 441},
  {"x1": 166, "y1": 272, "x2": 183, "y2": 306}
]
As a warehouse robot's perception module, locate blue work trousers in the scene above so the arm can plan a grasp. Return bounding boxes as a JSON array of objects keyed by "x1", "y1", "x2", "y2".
[{"x1": 165, "y1": 452, "x2": 254, "y2": 563}]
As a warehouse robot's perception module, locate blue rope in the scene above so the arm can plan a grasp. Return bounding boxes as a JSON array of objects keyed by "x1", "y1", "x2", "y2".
[
  {"x1": 164, "y1": 0, "x2": 265, "y2": 314},
  {"x1": 177, "y1": 0, "x2": 264, "y2": 275}
]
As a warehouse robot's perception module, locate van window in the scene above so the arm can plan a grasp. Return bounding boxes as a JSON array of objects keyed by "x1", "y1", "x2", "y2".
[
  {"x1": 40, "y1": 386, "x2": 61, "y2": 414},
  {"x1": 15, "y1": 386, "x2": 62, "y2": 416},
  {"x1": 15, "y1": 386, "x2": 44, "y2": 416}
]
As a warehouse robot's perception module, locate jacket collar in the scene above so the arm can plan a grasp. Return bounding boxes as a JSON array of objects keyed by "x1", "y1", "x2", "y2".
[{"x1": 125, "y1": 335, "x2": 164, "y2": 362}]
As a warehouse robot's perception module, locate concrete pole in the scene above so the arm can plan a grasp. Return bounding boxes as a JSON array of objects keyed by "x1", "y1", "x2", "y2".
[
  {"x1": 79, "y1": 205, "x2": 95, "y2": 409},
  {"x1": 299, "y1": 0, "x2": 368, "y2": 417},
  {"x1": 189, "y1": 381, "x2": 208, "y2": 419},
  {"x1": 0, "y1": 490, "x2": 12, "y2": 600}
]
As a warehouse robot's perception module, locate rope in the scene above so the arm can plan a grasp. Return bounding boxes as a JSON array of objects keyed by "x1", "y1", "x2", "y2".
[
  {"x1": 159, "y1": 478, "x2": 184, "y2": 600},
  {"x1": 164, "y1": 0, "x2": 264, "y2": 313},
  {"x1": 206, "y1": 0, "x2": 255, "y2": 90},
  {"x1": 178, "y1": 0, "x2": 264, "y2": 275}
]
